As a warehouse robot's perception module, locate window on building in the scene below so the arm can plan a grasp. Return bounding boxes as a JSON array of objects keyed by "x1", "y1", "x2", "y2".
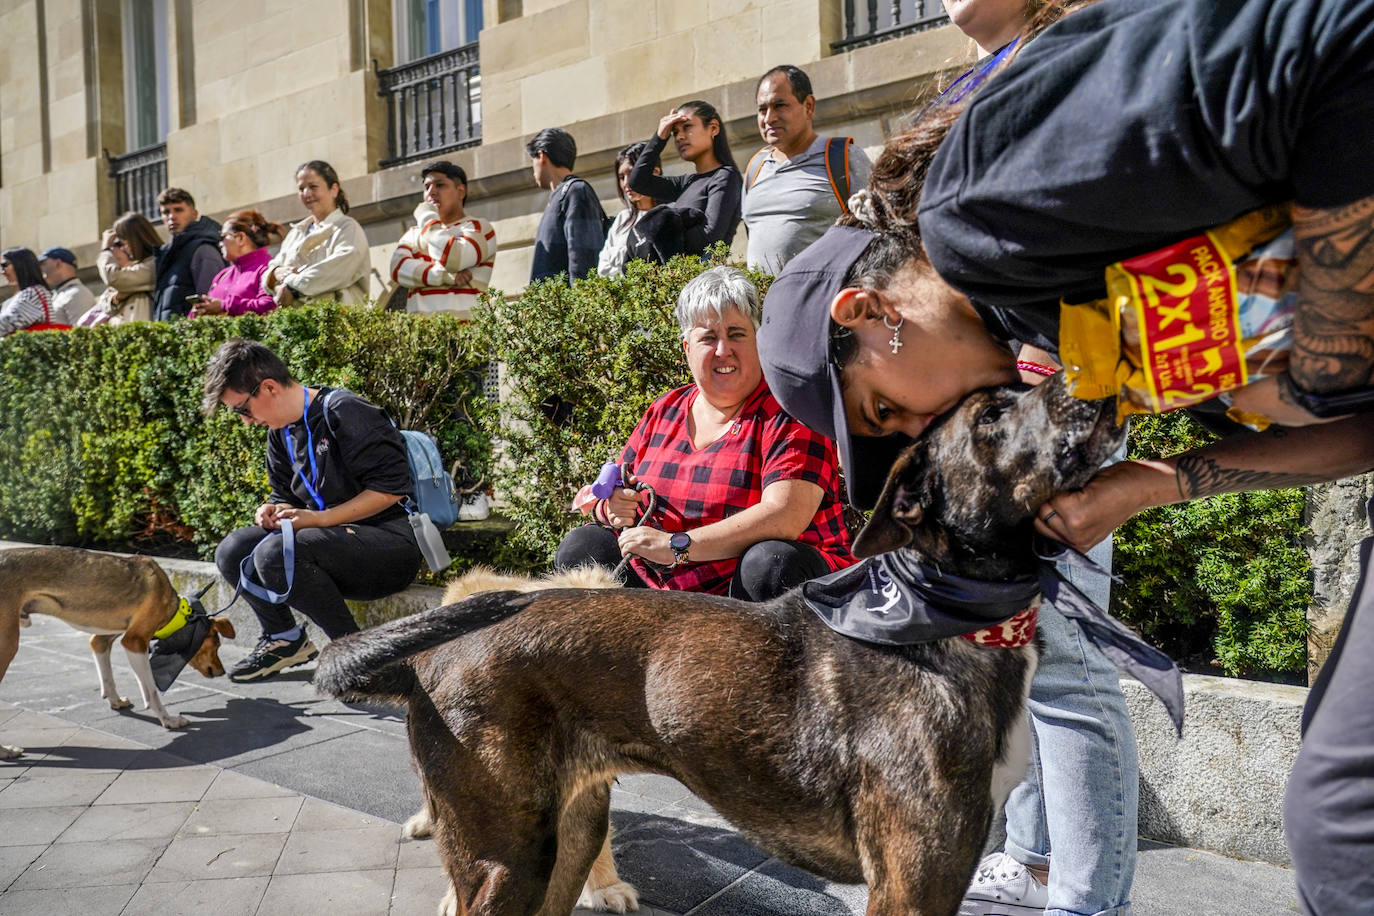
[
  {"x1": 122, "y1": 0, "x2": 169, "y2": 150},
  {"x1": 396, "y1": 0, "x2": 483, "y2": 62}
]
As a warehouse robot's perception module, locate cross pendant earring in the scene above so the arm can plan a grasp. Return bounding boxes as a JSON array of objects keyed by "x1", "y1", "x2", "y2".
[{"x1": 883, "y1": 315, "x2": 905, "y2": 355}]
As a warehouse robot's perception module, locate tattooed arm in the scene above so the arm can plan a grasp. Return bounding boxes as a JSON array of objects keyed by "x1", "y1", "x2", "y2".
[
  {"x1": 1228, "y1": 192, "x2": 1374, "y2": 426},
  {"x1": 1034, "y1": 416, "x2": 1374, "y2": 551}
]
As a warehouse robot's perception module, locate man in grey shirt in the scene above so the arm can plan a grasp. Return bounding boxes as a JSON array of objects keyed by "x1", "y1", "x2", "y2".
[
  {"x1": 742, "y1": 65, "x2": 872, "y2": 274},
  {"x1": 38, "y1": 247, "x2": 95, "y2": 324}
]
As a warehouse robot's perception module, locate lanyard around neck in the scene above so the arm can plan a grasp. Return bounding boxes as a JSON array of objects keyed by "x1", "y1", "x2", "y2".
[{"x1": 283, "y1": 387, "x2": 326, "y2": 511}]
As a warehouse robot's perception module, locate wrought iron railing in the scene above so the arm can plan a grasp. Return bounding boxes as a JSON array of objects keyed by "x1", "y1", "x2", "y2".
[
  {"x1": 832, "y1": 0, "x2": 950, "y2": 52},
  {"x1": 106, "y1": 142, "x2": 168, "y2": 220},
  {"x1": 377, "y1": 41, "x2": 482, "y2": 167}
]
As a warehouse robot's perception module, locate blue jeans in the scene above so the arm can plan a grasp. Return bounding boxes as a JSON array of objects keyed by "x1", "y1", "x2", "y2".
[{"x1": 1001, "y1": 530, "x2": 1139, "y2": 916}]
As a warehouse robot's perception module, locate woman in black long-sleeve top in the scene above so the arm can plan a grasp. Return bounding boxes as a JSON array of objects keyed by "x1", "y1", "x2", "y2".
[{"x1": 628, "y1": 99, "x2": 743, "y2": 254}]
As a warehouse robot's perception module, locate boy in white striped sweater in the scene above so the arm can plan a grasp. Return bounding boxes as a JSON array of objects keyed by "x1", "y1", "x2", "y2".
[{"x1": 390, "y1": 161, "x2": 497, "y2": 319}]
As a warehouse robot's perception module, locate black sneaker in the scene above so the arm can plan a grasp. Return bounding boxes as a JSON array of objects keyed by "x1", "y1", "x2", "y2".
[{"x1": 229, "y1": 633, "x2": 319, "y2": 682}]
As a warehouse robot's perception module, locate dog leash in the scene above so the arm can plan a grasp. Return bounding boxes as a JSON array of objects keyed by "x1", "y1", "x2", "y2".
[
  {"x1": 206, "y1": 518, "x2": 298, "y2": 616},
  {"x1": 611, "y1": 472, "x2": 657, "y2": 581}
]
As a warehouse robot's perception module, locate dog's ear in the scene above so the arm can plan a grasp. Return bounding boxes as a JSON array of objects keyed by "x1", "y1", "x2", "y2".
[
  {"x1": 852, "y1": 443, "x2": 929, "y2": 558},
  {"x1": 211, "y1": 617, "x2": 236, "y2": 640}
]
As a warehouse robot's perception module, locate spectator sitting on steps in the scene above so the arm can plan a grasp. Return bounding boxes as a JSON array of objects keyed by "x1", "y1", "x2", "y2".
[
  {"x1": 78, "y1": 212, "x2": 161, "y2": 327},
  {"x1": 38, "y1": 247, "x2": 95, "y2": 325},
  {"x1": 390, "y1": 159, "x2": 497, "y2": 318},
  {"x1": 262, "y1": 160, "x2": 371, "y2": 308},
  {"x1": 190, "y1": 209, "x2": 287, "y2": 318},
  {"x1": 153, "y1": 187, "x2": 226, "y2": 321},
  {"x1": 0, "y1": 248, "x2": 57, "y2": 337},
  {"x1": 554, "y1": 266, "x2": 855, "y2": 601},
  {"x1": 203, "y1": 338, "x2": 422, "y2": 683}
]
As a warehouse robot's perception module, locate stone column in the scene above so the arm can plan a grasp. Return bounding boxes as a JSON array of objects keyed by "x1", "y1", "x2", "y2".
[{"x1": 1304, "y1": 472, "x2": 1374, "y2": 684}]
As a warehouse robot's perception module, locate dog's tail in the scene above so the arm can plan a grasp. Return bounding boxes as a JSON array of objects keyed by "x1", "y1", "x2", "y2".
[{"x1": 313, "y1": 590, "x2": 536, "y2": 702}]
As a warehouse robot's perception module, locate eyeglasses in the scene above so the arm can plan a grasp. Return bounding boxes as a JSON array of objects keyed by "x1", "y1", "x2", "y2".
[
  {"x1": 229, "y1": 381, "x2": 264, "y2": 417},
  {"x1": 110, "y1": 239, "x2": 126, "y2": 249},
  {"x1": 0, "y1": 262, "x2": 11, "y2": 270}
]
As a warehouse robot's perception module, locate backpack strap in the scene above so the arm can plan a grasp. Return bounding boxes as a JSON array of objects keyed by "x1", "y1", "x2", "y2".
[
  {"x1": 823, "y1": 137, "x2": 853, "y2": 216},
  {"x1": 744, "y1": 146, "x2": 775, "y2": 191}
]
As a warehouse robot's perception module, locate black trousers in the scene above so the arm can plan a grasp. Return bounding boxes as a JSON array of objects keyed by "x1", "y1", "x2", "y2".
[
  {"x1": 1286, "y1": 498, "x2": 1374, "y2": 914},
  {"x1": 553, "y1": 524, "x2": 831, "y2": 601},
  {"x1": 215, "y1": 516, "x2": 422, "y2": 640}
]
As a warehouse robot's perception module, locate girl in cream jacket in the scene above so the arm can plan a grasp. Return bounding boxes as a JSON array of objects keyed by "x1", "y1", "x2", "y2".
[{"x1": 262, "y1": 160, "x2": 371, "y2": 307}]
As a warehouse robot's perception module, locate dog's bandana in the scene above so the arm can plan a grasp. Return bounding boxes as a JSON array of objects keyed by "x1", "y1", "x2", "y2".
[
  {"x1": 802, "y1": 540, "x2": 1184, "y2": 735},
  {"x1": 150, "y1": 593, "x2": 213, "y2": 691},
  {"x1": 962, "y1": 602, "x2": 1040, "y2": 648}
]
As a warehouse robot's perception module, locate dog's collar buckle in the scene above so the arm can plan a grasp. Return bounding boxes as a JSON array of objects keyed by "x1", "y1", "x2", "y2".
[{"x1": 960, "y1": 598, "x2": 1040, "y2": 649}]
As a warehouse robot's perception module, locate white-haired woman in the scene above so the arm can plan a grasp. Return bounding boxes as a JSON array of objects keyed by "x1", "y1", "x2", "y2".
[{"x1": 554, "y1": 265, "x2": 855, "y2": 600}]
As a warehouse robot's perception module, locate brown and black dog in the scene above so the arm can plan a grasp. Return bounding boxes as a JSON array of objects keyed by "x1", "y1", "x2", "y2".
[
  {"x1": 0, "y1": 547, "x2": 235, "y2": 758},
  {"x1": 315, "y1": 373, "x2": 1126, "y2": 916}
]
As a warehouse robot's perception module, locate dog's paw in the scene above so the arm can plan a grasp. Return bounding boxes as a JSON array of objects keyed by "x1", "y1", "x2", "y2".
[
  {"x1": 0, "y1": 744, "x2": 23, "y2": 760},
  {"x1": 106, "y1": 695, "x2": 132, "y2": 710},
  {"x1": 402, "y1": 809, "x2": 433, "y2": 839},
  {"x1": 159, "y1": 714, "x2": 190, "y2": 730},
  {"x1": 579, "y1": 881, "x2": 640, "y2": 913},
  {"x1": 437, "y1": 884, "x2": 459, "y2": 916}
]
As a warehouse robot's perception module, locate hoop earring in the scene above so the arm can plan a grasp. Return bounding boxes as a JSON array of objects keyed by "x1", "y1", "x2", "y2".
[{"x1": 883, "y1": 314, "x2": 905, "y2": 355}]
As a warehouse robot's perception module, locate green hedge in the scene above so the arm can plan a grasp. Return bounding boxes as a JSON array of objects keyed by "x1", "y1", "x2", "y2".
[
  {"x1": 0, "y1": 261, "x2": 1310, "y2": 678},
  {"x1": 0, "y1": 304, "x2": 489, "y2": 560},
  {"x1": 1112, "y1": 413, "x2": 1310, "y2": 677}
]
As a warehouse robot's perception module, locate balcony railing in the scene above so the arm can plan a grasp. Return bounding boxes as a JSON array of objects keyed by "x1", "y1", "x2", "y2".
[
  {"x1": 832, "y1": 0, "x2": 950, "y2": 52},
  {"x1": 106, "y1": 142, "x2": 168, "y2": 220},
  {"x1": 377, "y1": 42, "x2": 482, "y2": 167}
]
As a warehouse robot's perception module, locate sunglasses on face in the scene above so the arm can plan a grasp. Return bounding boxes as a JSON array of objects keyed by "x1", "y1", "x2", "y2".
[
  {"x1": 0, "y1": 262, "x2": 11, "y2": 270},
  {"x1": 110, "y1": 239, "x2": 126, "y2": 248},
  {"x1": 229, "y1": 381, "x2": 264, "y2": 417}
]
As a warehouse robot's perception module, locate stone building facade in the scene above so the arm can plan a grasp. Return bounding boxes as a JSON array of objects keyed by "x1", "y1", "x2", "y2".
[{"x1": 0, "y1": 0, "x2": 969, "y2": 298}]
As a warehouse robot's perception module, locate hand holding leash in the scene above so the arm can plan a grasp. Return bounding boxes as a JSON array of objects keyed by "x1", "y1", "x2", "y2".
[{"x1": 617, "y1": 526, "x2": 673, "y2": 567}]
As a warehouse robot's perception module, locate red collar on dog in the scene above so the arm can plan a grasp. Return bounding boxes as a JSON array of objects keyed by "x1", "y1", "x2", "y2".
[{"x1": 960, "y1": 600, "x2": 1039, "y2": 648}]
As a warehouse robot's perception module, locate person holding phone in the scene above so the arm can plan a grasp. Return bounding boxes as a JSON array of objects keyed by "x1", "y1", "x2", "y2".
[{"x1": 190, "y1": 210, "x2": 286, "y2": 318}]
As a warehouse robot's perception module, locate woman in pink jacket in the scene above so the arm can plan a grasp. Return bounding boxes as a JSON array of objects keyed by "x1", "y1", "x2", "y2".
[{"x1": 191, "y1": 210, "x2": 285, "y2": 317}]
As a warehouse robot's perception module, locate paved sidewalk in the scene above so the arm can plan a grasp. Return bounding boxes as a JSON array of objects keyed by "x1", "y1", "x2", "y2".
[{"x1": 0, "y1": 613, "x2": 1301, "y2": 914}]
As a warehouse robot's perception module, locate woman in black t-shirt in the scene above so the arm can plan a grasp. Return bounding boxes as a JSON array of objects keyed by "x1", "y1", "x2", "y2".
[
  {"x1": 628, "y1": 99, "x2": 743, "y2": 255},
  {"x1": 202, "y1": 338, "x2": 422, "y2": 683}
]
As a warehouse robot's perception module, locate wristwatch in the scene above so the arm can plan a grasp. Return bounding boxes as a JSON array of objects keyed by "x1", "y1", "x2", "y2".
[{"x1": 669, "y1": 531, "x2": 692, "y2": 568}]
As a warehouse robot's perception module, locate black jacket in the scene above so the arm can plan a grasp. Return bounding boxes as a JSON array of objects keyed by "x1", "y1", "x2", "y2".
[{"x1": 154, "y1": 215, "x2": 224, "y2": 321}]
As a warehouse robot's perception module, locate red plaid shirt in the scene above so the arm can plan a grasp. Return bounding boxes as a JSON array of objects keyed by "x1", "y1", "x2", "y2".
[{"x1": 621, "y1": 380, "x2": 855, "y2": 594}]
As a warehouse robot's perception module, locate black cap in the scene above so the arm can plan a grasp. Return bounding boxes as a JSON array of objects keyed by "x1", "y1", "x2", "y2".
[{"x1": 758, "y1": 225, "x2": 914, "y2": 510}]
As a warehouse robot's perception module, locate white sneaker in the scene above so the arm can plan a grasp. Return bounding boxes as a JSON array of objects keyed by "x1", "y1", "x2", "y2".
[
  {"x1": 457, "y1": 492, "x2": 490, "y2": 521},
  {"x1": 958, "y1": 852, "x2": 1049, "y2": 916}
]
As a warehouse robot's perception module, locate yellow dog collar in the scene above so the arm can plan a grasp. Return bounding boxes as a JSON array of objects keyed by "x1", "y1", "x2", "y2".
[{"x1": 154, "y1": 597, "x2": 194, "y2": 641}]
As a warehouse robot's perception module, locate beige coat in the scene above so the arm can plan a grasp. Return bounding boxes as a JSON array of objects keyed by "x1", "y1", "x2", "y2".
[
  {"x1": 78, "y1": 250, "x2": 155, "y2": 326},
  {"x1": 263, "y1": 208, "x2": 371, "y2": 306}
]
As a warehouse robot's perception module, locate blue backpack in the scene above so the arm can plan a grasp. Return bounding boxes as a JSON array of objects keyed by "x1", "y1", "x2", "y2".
[
  {"x1": 321, "y1": 390, "x2": 460, "y2": 528},
  {"x1": 400, "y1": 428, "x2": 460, "y2": 528}
]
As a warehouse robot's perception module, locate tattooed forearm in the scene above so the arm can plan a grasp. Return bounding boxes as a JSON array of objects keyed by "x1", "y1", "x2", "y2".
[
  {"x1": 1292, "y1": 194, "x2": 1374, "y2": 392},
  {"x1": 1175, "y1": 454, "x2": 1329, "y2": 500}
]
